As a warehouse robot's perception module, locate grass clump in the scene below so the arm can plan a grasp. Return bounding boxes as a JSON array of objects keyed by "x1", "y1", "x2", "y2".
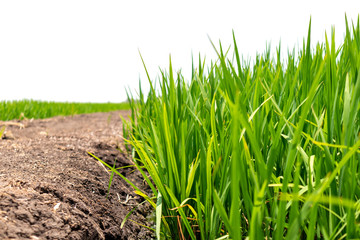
[
  {"x1": 0, "y1": 99, "x2": 130, "y2": 121},
  {"x1": 103, "y1": 17, "x2": 359, "y2": 239}
]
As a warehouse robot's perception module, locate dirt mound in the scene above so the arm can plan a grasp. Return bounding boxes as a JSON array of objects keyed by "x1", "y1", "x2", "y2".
[{"x1": 0, "y1": 111, "x2": 153, "y2": 239}]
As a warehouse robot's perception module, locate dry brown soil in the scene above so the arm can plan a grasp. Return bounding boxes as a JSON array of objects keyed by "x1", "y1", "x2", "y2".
[{"x1": 0, "y1": 111, "x2": 153, "y2": 240}]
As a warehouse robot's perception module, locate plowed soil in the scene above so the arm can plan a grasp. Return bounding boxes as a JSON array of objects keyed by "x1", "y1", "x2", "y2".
[{"x1": 0, "y1": 111, "x2": 153, "y2": 240}]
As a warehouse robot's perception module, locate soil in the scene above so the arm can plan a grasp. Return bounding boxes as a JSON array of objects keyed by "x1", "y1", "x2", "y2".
[{"x1": 0, "y1": 111, "x2": 154, "y2": 240}]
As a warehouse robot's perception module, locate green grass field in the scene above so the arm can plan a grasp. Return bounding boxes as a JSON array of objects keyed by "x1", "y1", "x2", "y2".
[
  {"x1": 5, "y1": 16, "x2": 358, "y2": 240},
  {"x1": 0, "y1": 99, "x2": 130, "y2": 121},
  {"x1": 108, "y1": 18, "x2": 360, "y2": 239}
]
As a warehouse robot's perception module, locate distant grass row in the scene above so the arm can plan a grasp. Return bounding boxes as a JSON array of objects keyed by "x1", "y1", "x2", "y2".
[
  {"x1": 113, "y1": 18, "x2": 360, "y2": 239},
  {"x1": 0, "y1": 99, "x2": 130, "y2": 121}
]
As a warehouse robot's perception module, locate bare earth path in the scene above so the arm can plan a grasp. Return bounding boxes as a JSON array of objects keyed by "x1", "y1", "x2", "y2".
[{"x1": 0, "y1": 111, "x2": 152, "y2": 240}]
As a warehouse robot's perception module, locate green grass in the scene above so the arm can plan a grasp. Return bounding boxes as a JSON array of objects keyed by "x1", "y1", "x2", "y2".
[
  {"x1": 95, "y1": 17, "x2": 360, "y2": 239},
  {"x1": 0, "y1": 99, "x2": 130, "y2": 121}
]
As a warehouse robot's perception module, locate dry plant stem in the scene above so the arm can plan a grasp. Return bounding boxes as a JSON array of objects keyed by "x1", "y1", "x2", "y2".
[{"x1": 0, "y1": 121, "x2": 25, "y2": 129}]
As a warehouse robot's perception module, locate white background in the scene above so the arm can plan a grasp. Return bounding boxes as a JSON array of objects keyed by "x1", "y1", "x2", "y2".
[{"x1": 0, "y1": 1, "x2": 359, "y2": 102}]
